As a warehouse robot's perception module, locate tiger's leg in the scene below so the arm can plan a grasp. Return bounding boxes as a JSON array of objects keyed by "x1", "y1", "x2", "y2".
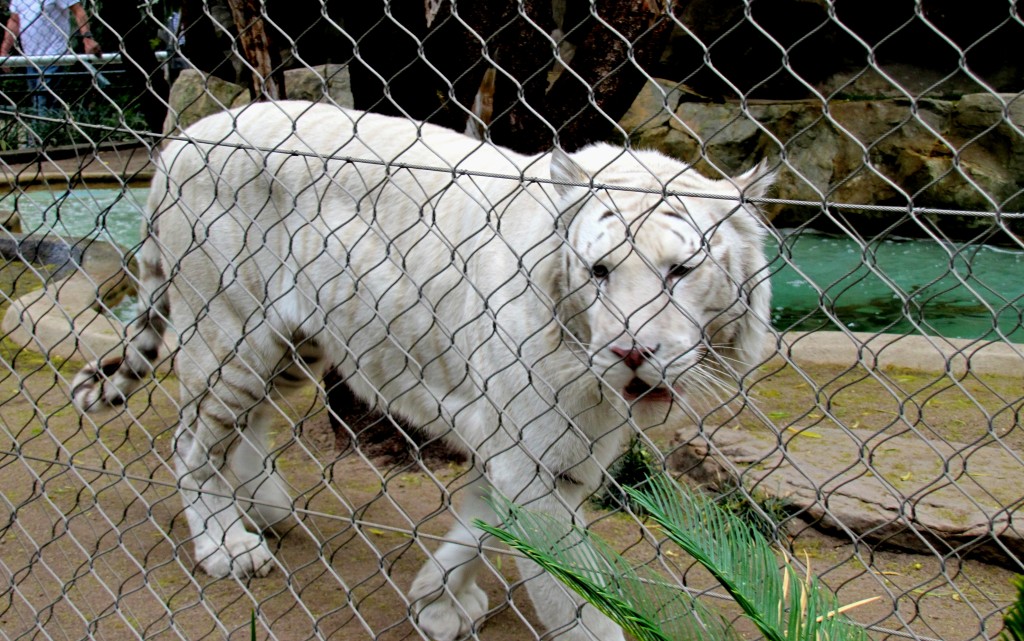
[
  {"x1": 410, "y1": 454, "x2": 625, "y2": 641},
  {"x1": 216, "y1": 337, "x2": 322, "y2": 546},
  {"x1": 227, "y1": 402, "x2": 294, "y2": 534},
  {"x1": 410, "y1": 472, "x2": 492, "y2": 641},
  {"x1": 488, "y1": 453, "x2": 626, "y2": 641},
  {"x1": 173, "y1": 346, "x2": 283, "y2": 579},
  {"x1": 228, "y1": 336, "x2": 326, "y2": 533}
]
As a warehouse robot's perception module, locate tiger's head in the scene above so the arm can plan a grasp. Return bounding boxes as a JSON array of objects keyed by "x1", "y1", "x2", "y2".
[{"x1": 549, "y1": 146, "x2": 774, "y2": 411}]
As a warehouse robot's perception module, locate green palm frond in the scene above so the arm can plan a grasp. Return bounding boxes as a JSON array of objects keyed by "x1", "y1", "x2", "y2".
[
  {"x1": 478, "y1": 472, "x2": 876, "y2": 641},
  {"x1": 625, "y1": 475, "x2": 872, "y2": 641},
  {"x1": 1001, "y1": 576, "x2": 1024, "y2": 641},
  {"x1": 475, "y1": 498, "x2": 739, "y2": 641}
]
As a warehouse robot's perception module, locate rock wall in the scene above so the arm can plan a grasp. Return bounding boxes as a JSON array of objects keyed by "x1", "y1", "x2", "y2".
[
  {"x1": 165, "y1": 66, "x2": 1022, "y2": 243},
  {"x1": 623, "y1": 82, "x2": 1023, "y2": 242},
  {"x1": 661, "y1": 0, "x2": 1022, "y2": 101}
]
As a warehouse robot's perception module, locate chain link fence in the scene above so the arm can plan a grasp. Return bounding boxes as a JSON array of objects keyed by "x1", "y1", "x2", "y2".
[{"x1": 0, "y1": 1, "x2": 1022, "y2": 639}]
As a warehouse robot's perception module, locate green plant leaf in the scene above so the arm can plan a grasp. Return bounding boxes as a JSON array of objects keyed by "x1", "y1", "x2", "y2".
[
  {"x1": 478, "y1": 471, "x2": 873, "y2": 641},
  {"x1": 625, "y1": 475, "x2": 872, "y2": 641},
  {"x1": 475, "y1": 498, "x2": 739, "y2": 641},
  {"x1": 1002, "y1": 576, "x2": 1024, "y2": 641}
]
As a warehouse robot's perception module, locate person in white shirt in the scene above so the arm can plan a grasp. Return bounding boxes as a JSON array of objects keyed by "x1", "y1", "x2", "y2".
[{"x1": 1, "y1": 0, "x2": 101, "y2": 123}]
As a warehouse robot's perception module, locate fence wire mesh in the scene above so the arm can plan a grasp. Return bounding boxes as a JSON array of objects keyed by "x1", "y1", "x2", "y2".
[{"x1": 0, "y1": 1, "x2": 1022, "y2": 640}]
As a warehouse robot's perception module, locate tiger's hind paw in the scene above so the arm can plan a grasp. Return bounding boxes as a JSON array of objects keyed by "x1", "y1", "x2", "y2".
[{"x1": 70, "y1": 356, "x2": 126, "y2": 411}]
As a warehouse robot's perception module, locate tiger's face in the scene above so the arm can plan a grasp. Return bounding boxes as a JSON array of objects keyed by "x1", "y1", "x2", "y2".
[{"x1": 551, "y1": 148, "x2": 774, "y2": 409}]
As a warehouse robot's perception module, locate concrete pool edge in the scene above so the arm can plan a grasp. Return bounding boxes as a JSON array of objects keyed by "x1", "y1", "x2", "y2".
[
  {"x1": 778, "y1": 330, "x2": 1022, "y2": 378},
  {"x1": 0, "y1": 141, "x2": 155, "y2": 191},
  {"x1": 0, "y1": 169, "x2": 156, "y2": 190},
  {"x1": 5, "y1": 283, "x2": 1021, "y2": 379}
]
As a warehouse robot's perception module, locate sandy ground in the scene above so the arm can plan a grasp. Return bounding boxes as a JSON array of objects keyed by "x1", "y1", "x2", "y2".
[{"x1": 0, "y1": 342, "x2": 1020, "y2": 640}]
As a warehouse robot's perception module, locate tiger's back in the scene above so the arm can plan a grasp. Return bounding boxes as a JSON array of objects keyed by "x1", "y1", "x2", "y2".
[{"x1": 141, "y1": 102, "x2": 566, "y2": 451}]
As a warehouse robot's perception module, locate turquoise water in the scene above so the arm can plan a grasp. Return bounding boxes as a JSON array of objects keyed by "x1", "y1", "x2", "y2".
[
  {"x1": 5, "y1": 188, "x2": 1023, "y2": 341},
  {"x1": 2, "y1": 187, "x2": 147, "y2": 248},
  {"x1": 769, "y1": 230, "x2": 1023, "y2": 341},
  {"x1": 1, "y1": 187, "x2": 146, "y2": 322}
]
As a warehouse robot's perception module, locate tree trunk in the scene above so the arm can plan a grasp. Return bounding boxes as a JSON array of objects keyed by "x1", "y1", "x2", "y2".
[
  {"x1": 548, "y1": 0, "x2": 676, "y2": 151},
  {"x1": 226, "y1": 0, "x2": 285, "y2": 100},
  {"x1": 484, "y1": 0, "x2": 558, "y2": 152},
  {"x1": 180, "y1": 0, "x2": 242, "y2": 84},
  {"x1": 490, "y1": 0, "x2": 677, "y2": 153},
  {"x1": 340, "y1": 1, "x2": 495, "y2": 132}
]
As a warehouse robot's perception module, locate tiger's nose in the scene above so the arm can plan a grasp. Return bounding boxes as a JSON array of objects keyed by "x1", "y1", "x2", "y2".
[{"x1": 610, "y1": 344, "x2": 659, "y2": 370}]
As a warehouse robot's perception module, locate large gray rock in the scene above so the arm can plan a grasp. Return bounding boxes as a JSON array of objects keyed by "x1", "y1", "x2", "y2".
[
  {"x1": 622, "y1": 81, "x2": 1024, "y2": 240},
  {"x1": 1, "y1": 237, "x2": 141, "y2": 363},
  {"x1": 283, "y1": 65, "x2": 353, "y2": 106},
  {"x1": 163, "y1": 69, "x2": 250, "y2": 135},
  {"x1": 163, "y1": 65, "x2": 354, "y2": 135},
  {"x1": 668, "y1": 422, "x2": 1024, "y2": 564},
  {"x1": 661, "y1": 0, "x2": 1021, "y2": 100}
]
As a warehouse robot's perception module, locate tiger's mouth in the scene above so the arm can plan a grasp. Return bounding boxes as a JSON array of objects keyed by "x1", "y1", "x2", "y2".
[{"x1": 623, "y1": 377, "x2": 673, "y2": 402}]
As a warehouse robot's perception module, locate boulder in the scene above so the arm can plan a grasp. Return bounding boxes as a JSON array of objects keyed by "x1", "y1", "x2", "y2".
[
  {"x1": 283, "y1": 64, "x2": 353, "y2": 106},
  {"x1": 163, "y1": 65, "x2": 355, "y2": 135},
  {"x1": 661, "y1": 0, "x2": 1022, "y2": 100},
  {"x1": 162, "y1": 69, "x2": 250, "y2": 135},
  {"x1": 668, "y1": 422, "x2": 1024, "y2": 564}
]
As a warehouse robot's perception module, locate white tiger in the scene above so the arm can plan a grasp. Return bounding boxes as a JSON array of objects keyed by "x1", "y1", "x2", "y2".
[{"x1": 71, "y1": 101, "x2": 773, "y2": 641}]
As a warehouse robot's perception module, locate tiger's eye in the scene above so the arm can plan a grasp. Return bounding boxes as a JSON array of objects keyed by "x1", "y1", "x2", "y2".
[
  {"x1": 668, "y1": 264, "x2": 694, "y2": 279},
  {"x1": 591, "y1": 264, "x2": 610, "y2": 279}
]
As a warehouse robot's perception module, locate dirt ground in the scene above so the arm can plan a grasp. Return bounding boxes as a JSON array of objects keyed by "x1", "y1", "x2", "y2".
[{"x1": 0, "y1": 337, "x2": 1020, "y2": 640}]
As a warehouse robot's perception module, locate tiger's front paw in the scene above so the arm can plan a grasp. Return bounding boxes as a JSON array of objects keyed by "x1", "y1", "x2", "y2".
[
  {"x1": 411, "y1": 581, "x2": 487, "y2": 640},
  {"x1": 197, "y1": 531, "x2": 274, "y2": 579}
]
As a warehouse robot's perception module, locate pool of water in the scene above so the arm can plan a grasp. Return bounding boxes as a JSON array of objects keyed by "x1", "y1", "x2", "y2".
[
  {"x1": 3, "y1": 187, "x2": 147, "y2": 248},
  {"x1": 769, "y1": 230, "x2": 1023, "y2": 342},
  {"x1": 5, "y1": 188, "x2": 1023, "y2": 341}
]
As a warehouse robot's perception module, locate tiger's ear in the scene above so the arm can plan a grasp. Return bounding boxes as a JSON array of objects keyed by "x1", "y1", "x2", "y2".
[
  {"x1": 733, "y1": 158, "x2": 775, "y2": 201},
  {"x1": 723, "y1": 159, "x2": 775, "y2": 238},
  {"x1": 550, "y1": 148, "x2": 589, "y2": 199}
]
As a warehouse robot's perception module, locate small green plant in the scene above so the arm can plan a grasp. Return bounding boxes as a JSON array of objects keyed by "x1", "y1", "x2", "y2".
[
  {"x1": 1002, "y1": 576, "x2": 1024, "y2": 641},
  {"x1": 22, "y1": 103, "x2": 147, "y2": 148},
  {"x1": 714, "y1": 483, "x2": 792, "y2": 540},
  {"x1": 478, "y1": 473, "x2": 876, "y2": 641},
  {"x1": 591, "y1": 438, "x2": 660, "y2": 512},
  {"x1": 0, "y1": 72, "x2": 148, "y2": 150}
]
